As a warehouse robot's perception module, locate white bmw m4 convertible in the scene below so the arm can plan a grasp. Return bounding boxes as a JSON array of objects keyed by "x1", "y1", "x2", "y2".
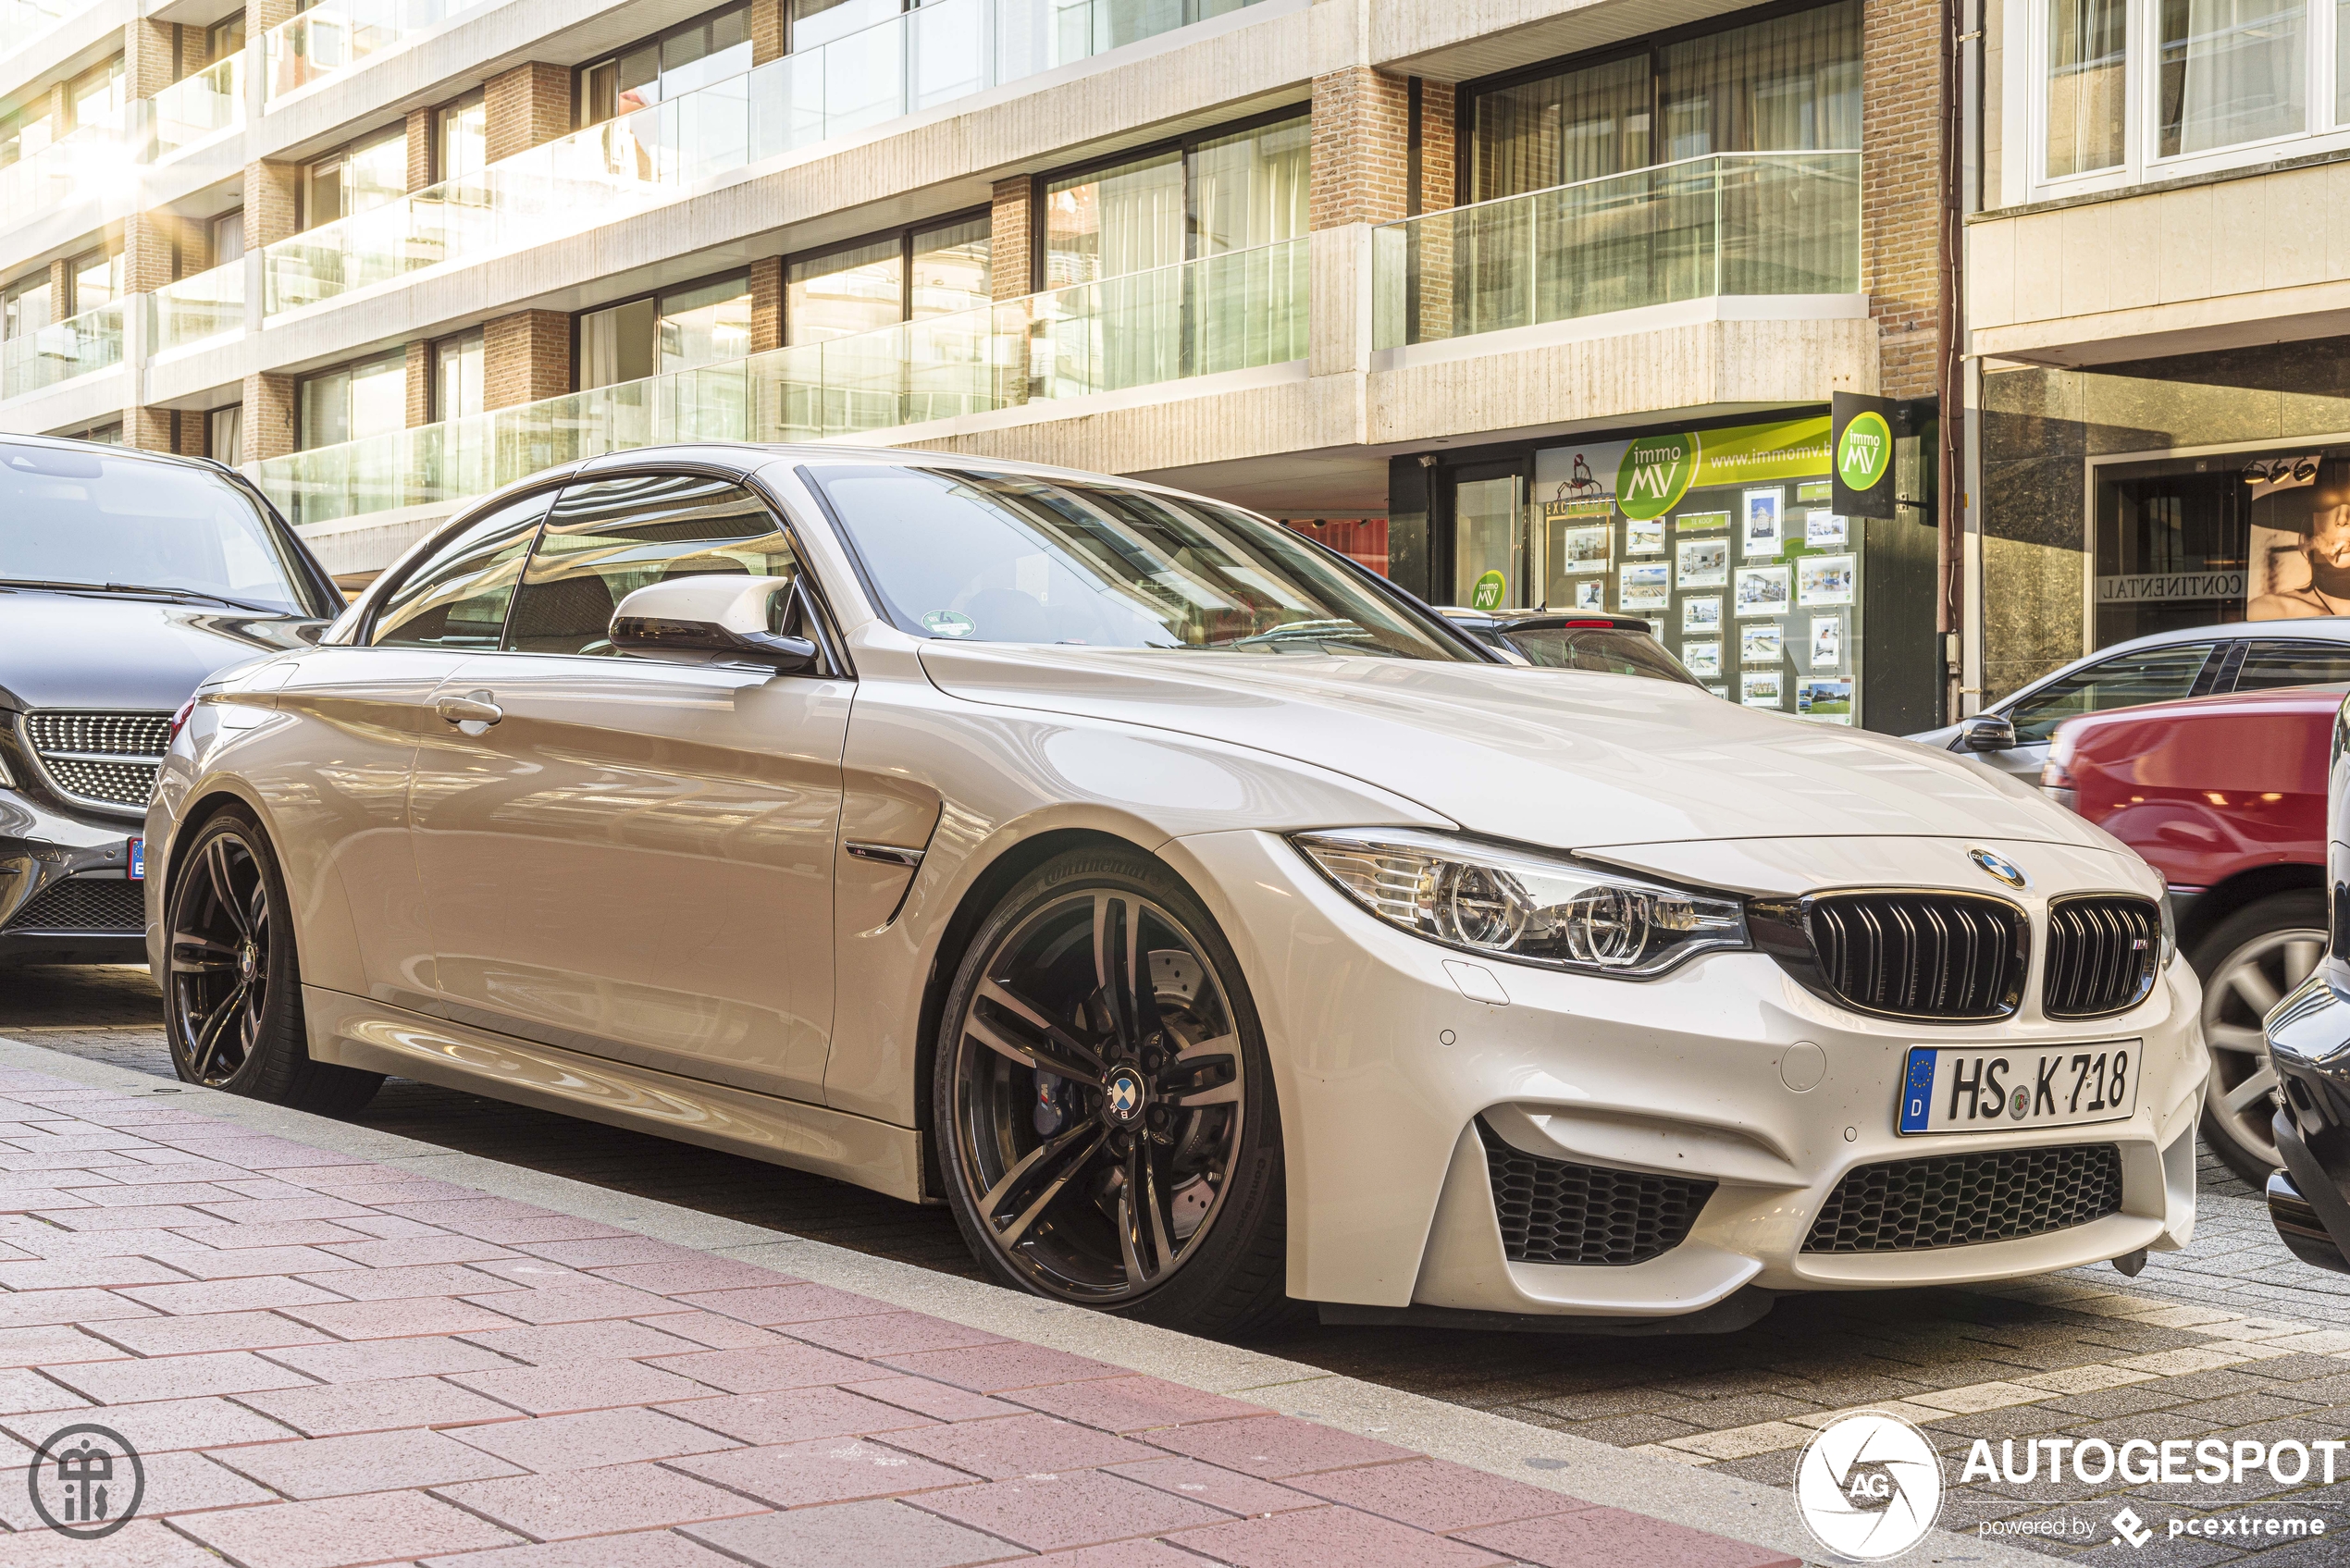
[{"x1": 147, "y1": 447, "x2": 2206, "y2": 1335}]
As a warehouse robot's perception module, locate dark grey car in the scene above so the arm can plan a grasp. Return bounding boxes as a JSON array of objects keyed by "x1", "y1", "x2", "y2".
[{"x1": 0, "y1": 437, "x2": 339, "y2": 965}]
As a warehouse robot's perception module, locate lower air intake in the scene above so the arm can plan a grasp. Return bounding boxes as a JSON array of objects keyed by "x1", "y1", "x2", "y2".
[
  {"x1": 1476, "y1": 1117, "x2": 1714, "y2": 1266},
  {"x1": 1803, "y1": 1143, "x2": 2124, "y2": 1253}
]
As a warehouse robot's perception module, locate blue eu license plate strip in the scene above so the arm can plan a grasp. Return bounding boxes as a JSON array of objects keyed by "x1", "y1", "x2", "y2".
[
  {"x1": 128, "y1": 839, "x2": 143, "y2": 880},
  {"x1": 1898, "y1": 1047, "x2": 1937, "y2": 1132}
]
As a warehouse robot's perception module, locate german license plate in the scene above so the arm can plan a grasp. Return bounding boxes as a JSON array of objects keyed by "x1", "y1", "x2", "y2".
[
  {"x1": 1897, "y1": 1043, "x2": 2140, "y2": 1134},
  {"x1": 127, "y1": 838, "x2": 143, "y2": 881}
]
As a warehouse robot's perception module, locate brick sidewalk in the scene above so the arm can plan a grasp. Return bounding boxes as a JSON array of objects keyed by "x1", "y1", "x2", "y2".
[{"x1": 0, "y1": 1065, "x2": 1797, "y2": 1568}]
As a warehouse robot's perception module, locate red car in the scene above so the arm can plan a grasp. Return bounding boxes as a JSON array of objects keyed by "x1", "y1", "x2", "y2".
[{"x1": 2042, "y1": 685, "x2": 2340, "y2": 1182}]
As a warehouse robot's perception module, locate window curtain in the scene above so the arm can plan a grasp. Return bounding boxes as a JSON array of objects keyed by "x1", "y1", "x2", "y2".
[
  {"x1": 1657, "y1": 1, "x2": 1861, "y2": 158},
  {"x1": 2048, "y1": 0, "x2": 2128, "y2": 175},
  {"x1": 2159, "y1": 0, "x2": 2305, "y2": 156}
]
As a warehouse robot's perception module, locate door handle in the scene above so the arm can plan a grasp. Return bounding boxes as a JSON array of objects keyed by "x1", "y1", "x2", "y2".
[{"x1": 435, "y1": 691, "x2": 503, "y2": 734}]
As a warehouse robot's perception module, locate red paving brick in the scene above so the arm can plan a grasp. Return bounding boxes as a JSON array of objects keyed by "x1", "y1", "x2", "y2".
[{"x1": 0, "y1": 1069, "x2": 1795, "y2": 1568}]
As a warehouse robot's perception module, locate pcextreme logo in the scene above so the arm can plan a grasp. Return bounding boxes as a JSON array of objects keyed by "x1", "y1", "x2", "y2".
[{"x1": 1794, "y1": 1412, "x2": 1944, "y2": 1561}]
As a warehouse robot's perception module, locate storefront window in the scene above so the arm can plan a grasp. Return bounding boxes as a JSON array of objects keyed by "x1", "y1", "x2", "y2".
[
  {"x1": 2096, "y1": 448, "x2": 2350, "y2": 646},
  {"x1": 2157, "y1": 0, "x2": 2304, "y2": 156},
  {"x1": 2047, "y1": 0, "x2": 2128, "y2": 176},
  {"x1": 1525, "y1": 415, "x2": 1859, "y2": 721},
  {"x1": 1467, "y1": 1, "x2": 1859, "y2": 203}
]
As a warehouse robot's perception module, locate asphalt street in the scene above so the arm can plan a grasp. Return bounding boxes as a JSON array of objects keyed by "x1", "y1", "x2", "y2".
[{"x1": 7, "y1": 963, "x2": 2350, "y2": 1563}]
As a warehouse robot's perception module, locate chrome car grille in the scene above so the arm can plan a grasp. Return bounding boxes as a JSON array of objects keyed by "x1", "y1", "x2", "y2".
[
  {"x1": 2044, "y1": 895, "x2": 2162, "y2": 1019},
  {"x1": 1803, "y1": 892, "x2": 2029, "y2": 1021},
  {"x1": 1802, "y1": 1144, "x2": 2123, "y2": 1253},
  {"x1": 20, "y1": 710, "x2": 172, "y2": 811},
  {"x1": 1, "y1": 878, "x2": 144, "y2": 934},
  {"x1": 1476, "y1": 1117, "x2": 1714, "y2": 1267}
]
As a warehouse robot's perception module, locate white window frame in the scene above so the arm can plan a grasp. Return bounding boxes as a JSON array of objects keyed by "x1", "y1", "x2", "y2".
[{"x1": 2017, "y1": 0, "x2": 2348, "y2": 205}]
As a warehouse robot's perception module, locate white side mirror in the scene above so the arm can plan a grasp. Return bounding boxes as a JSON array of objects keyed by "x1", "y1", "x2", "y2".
[{"x1": 609, "y1": 574, "x2": 816, "y2": 671}]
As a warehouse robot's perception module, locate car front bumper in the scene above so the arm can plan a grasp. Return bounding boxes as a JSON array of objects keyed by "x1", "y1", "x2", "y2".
[
  {"x1": 1166, "y1": 829, "x2": 2206, "y2": 1319},
  {"x1": 0, "y1": 787, "x2": 147, "y2": 966}
]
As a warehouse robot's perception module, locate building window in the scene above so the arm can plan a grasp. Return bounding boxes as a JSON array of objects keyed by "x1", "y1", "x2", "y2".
[
  {"x1": 576, "y1": 272, "x2": 752, "y2": 390},
  {"x1": 434, "y1": 328, "x2": 484, "y2": 420},
  {"x1": 206, "y1": 14, "x2": 246, "y2": 63},
  {"x1": 785, "y1": 216, "x2": 991, "y2": 346},
  {"x1": 1464, "y1": 1, "x2": 1860, "y2": 203},
  {"x1": 792, "y1": 0, "x2": 896, "y2": 49},
  {"x1": 69, "y1": 249, "x2": 122, "y2": 316},
  {"x1": 2156, "y1": 0, "x2": 2304, "y2": 157},
  {"x1": 436, "y1": 91, "x2": 486, "y2": 184},
  {"x1": 299, "y1": 351, "x2": 406, "y2": 450},
  {"x1": 0, "y1": 102, "x2": 55, "y2": 169},
  {"x1": 2047, "y1": 0, "x2": 2128, "y2": 175},
  {"x1": 210, "y1": 208, "x2": 245, "y2": 266},
  {"x1": 69, "y1": 56, "x2": 127, "y2": 131},
  {"x1": 210, "y1": 404, "x2": 243, "y2": 465},
  {"x1": 301, "y1": 125, "x2": 406, "y2": 231},
  {"x1": 1041, "y1": 110, "x2": 1310, "y2": 289},
  {"x1": 578, "y1": 4, "x2": 751, "y2": 128},
  {"x1": 3, "y1": 272, "x2": 52, "y2": 343}
]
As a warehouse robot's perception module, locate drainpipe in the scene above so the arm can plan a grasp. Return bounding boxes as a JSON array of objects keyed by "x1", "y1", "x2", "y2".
[{"x1": 1938, "y1": 0, "x2": 1966, "y2": 724}]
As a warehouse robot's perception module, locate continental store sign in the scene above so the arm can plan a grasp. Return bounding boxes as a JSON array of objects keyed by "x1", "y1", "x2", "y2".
[{"x1": 1535, "y1": 417, "x2": 1833, "y2": 522}]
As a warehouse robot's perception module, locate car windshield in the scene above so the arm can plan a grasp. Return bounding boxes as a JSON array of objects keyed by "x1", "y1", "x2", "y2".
[
  {"x1": 0, "y1": 444, "x2": 315, "y2": 615},
  {"x1": 810, "y1": 465, "x2": 1472, "y2": 660},
  {"x1": 1503, "y1": 626, "x2": 1701, "y2": 685}
]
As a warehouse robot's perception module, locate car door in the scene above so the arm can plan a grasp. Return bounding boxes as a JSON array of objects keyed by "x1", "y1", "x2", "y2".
[
  {"x1": 407, "y1": 471, "x2": 850, "y2": 1102},
  {"x1": 1994, "y1": 641, "x2": 2222, "y2": 781},
  {"x1": 260, "y1": 488, "x2": 552, "y2": 1011}
]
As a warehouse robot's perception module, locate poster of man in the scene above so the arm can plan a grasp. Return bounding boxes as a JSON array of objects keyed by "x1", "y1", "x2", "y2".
[{"x1": 2248, "y1": 457, "x2": 2350, "y2": 618}]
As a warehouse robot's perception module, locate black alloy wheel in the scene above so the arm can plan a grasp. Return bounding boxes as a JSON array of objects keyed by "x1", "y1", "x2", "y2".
[
  {"x1": 164, "y1": 809, "x2": 383, "y2": 1115},
  {"x1": 935, "y1": 848, "x2": 1291, "y2": 1334}
]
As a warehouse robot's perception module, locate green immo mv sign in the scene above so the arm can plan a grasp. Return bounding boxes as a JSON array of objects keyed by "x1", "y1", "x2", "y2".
[
  {"x1": 1617, "y1": 434, "x2": 1697, "y2": 521},
  {"x1": 1830, "y1": 391, "x2": 1898, "y2": 519}
]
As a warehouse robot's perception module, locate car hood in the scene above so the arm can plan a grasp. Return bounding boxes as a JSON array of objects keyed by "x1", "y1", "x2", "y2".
[
  {"x1": 917, "y1": 644, "x2": 2110, "y2": 851},
  {"x1": 0, "y1": 590, "x2": 319, "y2": 712}
]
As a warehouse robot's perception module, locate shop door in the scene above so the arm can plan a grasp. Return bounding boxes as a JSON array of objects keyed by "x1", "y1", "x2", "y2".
[{"x1": 1453, "y1": 475, "x2": 1528, "y2": 609}]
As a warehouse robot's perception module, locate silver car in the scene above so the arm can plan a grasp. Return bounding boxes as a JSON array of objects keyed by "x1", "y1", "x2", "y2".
[{"x1": 1910, "y1": 621, "x2": 2350, "y2": 779}]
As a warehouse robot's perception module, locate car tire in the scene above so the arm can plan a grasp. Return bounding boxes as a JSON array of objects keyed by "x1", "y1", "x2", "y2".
[
  {"x1": 933, "y1": 846, "x2": 1294, "y2": 1337},
  {"x1": 162, "y1": 809, "x2": 384, "y2": 1117},
  {"x1": 2189, "y1": 890, "x2": 2324, "y2": 1186}
]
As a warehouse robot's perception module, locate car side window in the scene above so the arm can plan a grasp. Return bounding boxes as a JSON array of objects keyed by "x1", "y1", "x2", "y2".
[
  {"x1": 504, "y1": 475, "x2": 800, "y2": 658},
  {"x1": 2003, "y1": 643, "x2": 2217, "y2": 746},
  {"x1": 367, "y1": 491, "x2": 553, "y2": 648},
  {"x1": 2231, "y1": 640, "x2": 2350, "y2": 692}
]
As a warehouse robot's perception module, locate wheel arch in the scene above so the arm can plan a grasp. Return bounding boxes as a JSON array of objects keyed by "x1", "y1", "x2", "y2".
[{"x1": 2177, "y1": 861, "x2": 2325, "y2": 958}]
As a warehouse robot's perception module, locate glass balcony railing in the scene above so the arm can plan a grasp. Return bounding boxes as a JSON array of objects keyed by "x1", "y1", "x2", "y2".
[
  {"x1": 1, "y1": 0, "x2": 102, "y2": 57},
  {"x1": 1371, "y1": 153, "x2": 1862, "y2": 351},
  {"x1": 153, "y1": 261, "x2": 245, "y2": 352},
  {"x1": 0, "y1": 298, "x2": 125, "y2": 400},
  {"x1": 254, "y1": 236, "x2": 1306, "y2": 525},
  {"x1": 148, "y1": 56, "x2": 243, "y2": 160},
  {"x1": 261, "y1": 0, "x2": 1266, "y2": 319},
  {"x1": 261, "y1": 0, "x2": 471, "y2": 104}
]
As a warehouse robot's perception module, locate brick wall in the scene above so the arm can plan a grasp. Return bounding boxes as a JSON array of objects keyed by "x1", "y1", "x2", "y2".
[
  {"x1": 989, "y1": 177, "x2": 1032, "y2": 300},
  {"x1": 245, "y1": 160, "x2": 299, "y2": 248},
  {"x1": 750, "y1": 0, "x2": 785, "y2": 66},
  {"x1": 407, "y1": 106, "x2": 434, "y2": 191},
  {"x1": 483, "y1": 309, "x2": 571, "y2": 410},
  {"x1": 126, "y1": 18, "x2": 181, "y2": 100},
  {"x1": 1861, "y1": 0, "x2": 1945, "y2": 401},
  {"x1": 486, "y1": 63, "x2": 573, "y2": 165},
  {"x1": 1309, "y1": 68, "x2": 1411, "y2": 229},
  {"x1": 748, "y1": 256, "x2": 783, "y2": 353},
  {"x1": 405, "y1": 340, "x2": 432, "y2": 427},
  {"x1": 127, "y1": 407, "x2": 176, "y2": 452},
  {"x1": 1415, "y1": 80, "x2": 1454, "y2": 215},
  {"x1": 175, "y1": 413, "x2": 208, "y2": 459},
  {"x1": 251, "y1": 0, "x2": 295, "y2": 35},
  {"x1": 122, "y1": 210, "x2": 182, "y2": 295},
  {"x1": 241, "y1": 372, "x2": 296, "y2": 462}
]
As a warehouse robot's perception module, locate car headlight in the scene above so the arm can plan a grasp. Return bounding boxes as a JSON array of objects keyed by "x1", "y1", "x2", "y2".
[{"x1": 1291, "y1": 829, "x2": 1749, "y2": 979}]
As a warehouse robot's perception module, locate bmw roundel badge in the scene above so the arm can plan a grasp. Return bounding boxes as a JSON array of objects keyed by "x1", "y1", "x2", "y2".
[
  {"x1": 1107, "y1": 1070, "x2": 1144, "y2": 1123},
  {"x1": 1968, "y1": 848, "x2": 2027, "y2": 890}
]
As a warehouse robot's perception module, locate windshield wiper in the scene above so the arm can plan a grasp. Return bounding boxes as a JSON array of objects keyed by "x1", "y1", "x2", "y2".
[{"x1": 0, "y1": 578, "x2": 285, "y2": 616}]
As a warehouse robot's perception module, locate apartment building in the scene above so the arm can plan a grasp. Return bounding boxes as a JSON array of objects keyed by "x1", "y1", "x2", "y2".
[
  {"x1": 2, "y1": 0, "x2": 1952, "y2": 733},
  {"x1": 1966, "y1": 0, "x2": 2350, "y2": 706}
]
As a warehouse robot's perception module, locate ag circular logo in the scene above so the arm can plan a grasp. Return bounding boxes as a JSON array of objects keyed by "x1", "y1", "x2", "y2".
[
  {"x1": 28, "y1": 1423, "x2": 143, "y2": 1540},
  {"x1": 1794, "y1": 1411, "x2": 1942, "y2": 1561},
  {"x1": 1836, "y1": 411, "x2": 1893, "y2": 491}
]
